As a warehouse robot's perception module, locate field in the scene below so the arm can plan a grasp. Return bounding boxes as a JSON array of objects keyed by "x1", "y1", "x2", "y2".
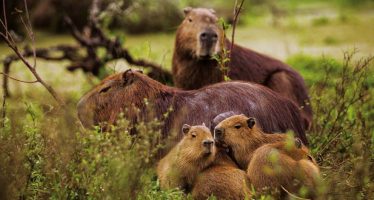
[{"x1": 0, "y1": 1, "x2": 373, "y2": 199}]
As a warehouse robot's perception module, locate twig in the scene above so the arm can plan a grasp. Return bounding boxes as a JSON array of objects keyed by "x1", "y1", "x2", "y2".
[
  {"x1": 0, "y1": 0, "x2": 65, "y2": 106},
  {"x1": 1, "y1": 85, "x2": 5, "y2": 128},
  {"x1": 230, "y1": 0, "x2": 245, "y2": 62},
  {"x1": 0, "y1": 72, "x2": 38, "y2": 83},
  {"x1": 280, "y1": 186, "x2": 311, "y2": 200}
]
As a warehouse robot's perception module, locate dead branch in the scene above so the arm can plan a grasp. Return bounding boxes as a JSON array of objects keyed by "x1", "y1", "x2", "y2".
[
  {"x1": 2, "y1": 0, "x2": 172, "y2": 96},
  {"x1": 230, "y1": 0, "x2": 245, "y2": 62},
  {"x1": 0, "y1": 0, "x2": 65, "y2": 106}
]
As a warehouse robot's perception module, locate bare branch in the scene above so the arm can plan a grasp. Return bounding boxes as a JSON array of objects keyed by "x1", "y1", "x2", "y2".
[
  {"x1": 0, "y1": 72, "x2": 38, "y2": 83},
  {"x1": 0, "y1": 0, "x2": 65, "y2": 106},
  {"x1": 230, "y1": 0, "x2": 245, "y2": 62}
]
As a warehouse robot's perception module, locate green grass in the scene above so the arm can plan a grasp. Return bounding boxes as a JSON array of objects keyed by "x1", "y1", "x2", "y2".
[{"x1": 0, "y1": 2, "x2": 374, "y2": 199}]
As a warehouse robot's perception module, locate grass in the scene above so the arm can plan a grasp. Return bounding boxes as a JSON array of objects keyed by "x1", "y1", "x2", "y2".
[{"x1": 0, "y1": 2, "x2": 374, "y2": 199}]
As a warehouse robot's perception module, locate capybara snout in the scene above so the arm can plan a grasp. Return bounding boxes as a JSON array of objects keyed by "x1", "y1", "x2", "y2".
[{"x1": 179, "y1": 7, "x2": 221, "y2": 58}]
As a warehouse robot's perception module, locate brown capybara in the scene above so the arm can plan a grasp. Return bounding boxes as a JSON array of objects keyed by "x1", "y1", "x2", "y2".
[
  {"x1": 172, "y1": 7, "x2": 312, "y2": 129},
  {"x1": 214, "y1": 115, "x2": 320, "y2": 198},
  {"x1": 247, "y1": 138, "x2": 320, "y2": 199},
  {"x1": 77, "y1": 69, "x2": 308, "y2": 145},
  {"x1": 191, "y1": 112, "x2": 252, "y2": 200},
  {"x1": 192, "y1": 148, "x2": 251, "y2": 200},
  {"x1": 157, "y1": 124, "x2": 216, "y2": 191}
]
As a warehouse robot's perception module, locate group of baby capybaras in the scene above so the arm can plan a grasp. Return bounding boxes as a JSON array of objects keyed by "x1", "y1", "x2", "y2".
[{"x1": 157, "y1": 112, "x2": 320, "y2": 200}]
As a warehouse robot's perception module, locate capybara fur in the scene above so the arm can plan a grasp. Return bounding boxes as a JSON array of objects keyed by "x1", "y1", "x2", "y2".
[
  {"x1": 157, "y1": 124, "x2": 216, "y2": 191},
  {"x1": 191, "y1": 112, "x2": 252, "y2": 200},
  {"x1": 247, "y1": 138, "x2": 320, "y2": 199},
  {"x1": 214, "y1": 115, "x2": 287, "y2": 169},
  {"x1": 192, "y1": 147, "x2": 251, "y2": 200},
  {"x1": 214, "y1": 115, "x2": 320, "y2": 198},
  {"x1": 77, "y1": 70, "x2": 308, "y2": 146},
  {"x1": 172, "y1": 7, "x2": 312, "y2": 128}
]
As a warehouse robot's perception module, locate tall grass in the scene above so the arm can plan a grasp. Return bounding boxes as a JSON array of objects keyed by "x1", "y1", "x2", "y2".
[{"x1": 0, "y1": 52, "x2": 373, "y2": 199}]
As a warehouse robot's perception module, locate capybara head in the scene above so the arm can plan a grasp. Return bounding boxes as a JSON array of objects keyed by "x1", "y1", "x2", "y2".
[
  {"x1": 77, "y1": 69, "x2": 166, "y2": 128},
  {"x1": 180, "y1": 124, "x2": 216, "y2": 157},
  {"x1": 214, "y1": 114, "x2": 259, "y2": 147},
  {"x1": 176, "y1": 7, "x2": 222, "y2": 59},
  {"x1": 285, "y1": 137, "x2": 318, "y2": 165}
]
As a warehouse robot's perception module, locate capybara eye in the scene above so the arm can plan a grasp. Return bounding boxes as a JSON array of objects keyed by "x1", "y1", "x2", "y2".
[
  {"x1": 192, "y1": 133, "x2": 196, "y2": 138},
  {"x1": 99, "y1": 86, "x2": 111, "y2": 94},
  {"x1": 188, "y1": 18, "x2": 192, "y2": 22},
  {"x1": 234, "y1": 124, "x2": 241, "y2": 129}
]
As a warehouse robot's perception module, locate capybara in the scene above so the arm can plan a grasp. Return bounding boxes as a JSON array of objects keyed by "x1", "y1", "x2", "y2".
[
  {"x1": 157, "y1": 124, "x2": 216, "y2": 191},
  {"x1": 247, "y1": 138, "x2": 320, "y2": 199},
  {"x1": 191, "y1": 112, "x2": 252, "y2": 200},
  {"x1": 214, "y1": 115, "x2": 320, "y2": 198},
  {"x1": 192, "y1": 148, "x2": 251, "y2": 200},
  {"x1": 77, "y1": 70, "x2": 308, "y2": 145},
  {"x1": 172, "y1": 7, "x2": 312, "y2": 128}
]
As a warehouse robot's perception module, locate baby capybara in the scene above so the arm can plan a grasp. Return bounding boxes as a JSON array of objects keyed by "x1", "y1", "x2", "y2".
[
  {"x1": 192, "y1": 112, "x2": 252, "y2": 200},
  {"x1": 77, "y1": 70, "x2": 308, "y2": 145},
  {"x1": 214, "y1": 115, "x2": 320, "y2": 198},
  {"x1": 172, "y1": 7, "x2": 312, "y2": 128},
  {"x1": 247, "y1": 138, "x2": 320, "y2": 199},
  {"x1": 157, "y1": 124, "x2": 216, "y2": 191}
]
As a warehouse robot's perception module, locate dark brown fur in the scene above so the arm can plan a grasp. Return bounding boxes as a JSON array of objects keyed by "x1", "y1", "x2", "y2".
[
  {"x1": 172, "y1": 7, "x2": 312, "y2": 128},
  {"x1": 77, "y1": 70, "x2": 308, "y2": 146}
]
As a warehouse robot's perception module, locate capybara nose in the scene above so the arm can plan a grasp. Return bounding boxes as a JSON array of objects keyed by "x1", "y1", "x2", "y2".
[
  {"x1": 200, "y1": 31, "x2": 218, "y2": 42},
  {"x1": 203, "y1": 140, "x2": 214, "y2": 147},
  {"x1": 214, "y1": 127, "x2": 224, "y2": 139}
]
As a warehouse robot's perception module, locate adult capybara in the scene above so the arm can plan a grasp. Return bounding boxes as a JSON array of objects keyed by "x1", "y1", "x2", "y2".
[
  {"x1": 157, "y1": 124, "x2": 216, "y2": 191},
  {"x1": 247, "y1": 138, "x2": 320, "y2": 199},
  {"x1": 77, "y1": 69, "x2": 307, "y2": 145},
  {"x1": 214, "y1": 115, "x2": 320, "y2": 198},
  {"x1": 172, "y1": 7, "x2": 312, "y2": 128},
  {"x1": 192, "y1": 112, "x2": 252, "y2": 200}
]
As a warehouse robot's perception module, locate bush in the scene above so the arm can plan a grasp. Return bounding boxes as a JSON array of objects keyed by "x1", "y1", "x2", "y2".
[{"x1": 0, "y1": 52, "x2": 373, "y2": 199}]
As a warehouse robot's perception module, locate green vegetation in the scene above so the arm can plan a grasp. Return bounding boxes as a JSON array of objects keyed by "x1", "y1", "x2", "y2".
[{"x1": 1, "y1": 0, "x2": 373, "y2": 199}]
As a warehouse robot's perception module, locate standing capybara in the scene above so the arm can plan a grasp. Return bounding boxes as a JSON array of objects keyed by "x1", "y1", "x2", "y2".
[
  {"x1": 77, "y1": 70, "x2": 308, "y2": 145},
  {"x1": 191, "y1": 112, "x2": 252, "y2": 200},
  {"x1": 157, "y1": 124, "x2": 216, "y2": 191},
  {"x1": 214, "y1": 115, "x2": 320, "y2": 198},
  {"x1": 172, "y1": 7, "x2": 312, "y2": 128},
  {"x1": 247, "y1": 138, "x2": 320, "y2": 199}
]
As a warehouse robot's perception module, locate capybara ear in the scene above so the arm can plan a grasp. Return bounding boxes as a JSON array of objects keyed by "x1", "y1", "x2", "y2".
[
  {"x1": 182, "y1": 124, "x2": 191, "y2": 135},
  {"x1": 136, "y1": 70, "x2": 143, "y2": 74},
  {"x1": 122, "y1": 69, "x2": 135, "y2": 86},
  {"x1": 295, "y1": 138, "x2": 303, "y2": 149},
  {"x1": 208, "y1": 8, "x2": 216, "y2": 14},
  {"x1": 247, "y1": 117, "x2": 256, "y2": 129},
  {"x1": 183, "y1": 7, "x2": 192, "y2": 15}
]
